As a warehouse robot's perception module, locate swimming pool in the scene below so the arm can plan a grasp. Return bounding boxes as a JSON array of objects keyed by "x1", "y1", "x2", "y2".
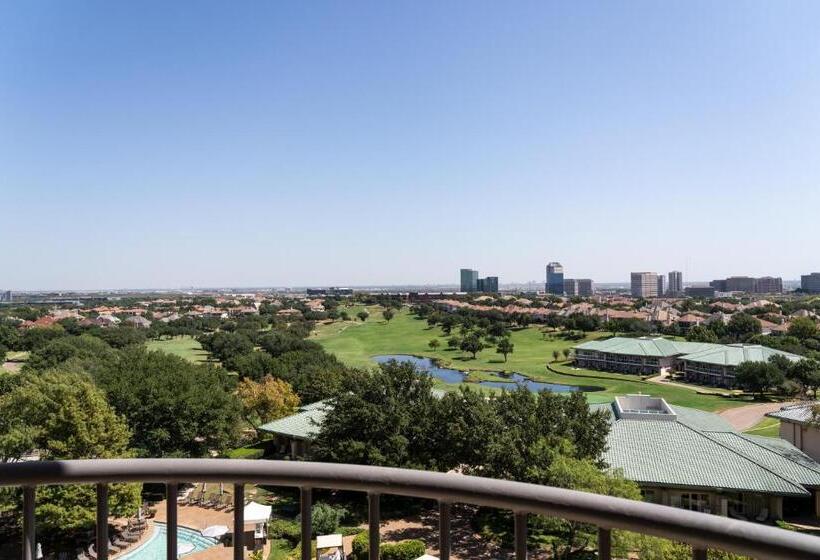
[{"x1": 116, "y1": 522, "x2": 217, "y2": 560}]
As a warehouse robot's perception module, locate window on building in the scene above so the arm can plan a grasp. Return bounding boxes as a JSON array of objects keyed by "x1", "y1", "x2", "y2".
[{"x1": 672, "y1": 492, "x2": 710, "y2": 513}]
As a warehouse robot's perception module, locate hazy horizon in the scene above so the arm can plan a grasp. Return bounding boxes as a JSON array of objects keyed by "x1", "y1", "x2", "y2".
[{"x1": 3, "y1": 2, "x2": 820, "y2": 290}]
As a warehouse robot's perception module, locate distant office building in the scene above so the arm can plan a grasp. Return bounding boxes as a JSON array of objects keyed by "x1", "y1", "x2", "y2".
[
  {"x1": 755, "y1": 277, "x2": 783, "y2": 294},
  {"x1": 710, "y1": 276, "x2": 783, "y2": 294},
  {"x1": 460, "y1": 269, "x2": 479, "y2": 293},
  {"x1": 563, "y1": 279, "x2": 579, "y2": 296},
  {"x1": 668, "y1": 271, "x2": 683, "y2": 296},
  {"x1": 0, "y1": 290, "x2": 11, "y2": 302},
  {"x1": 546, "y1": 262, "x2": 564, "y2": 295},
  {"x1": 686, "y1": 286, "x2": 717, "y2": 298},
  {"x1": 476, "y1": 276, "x2": 499, "y2": 293},
  {"x1": 657, "y1": 275, "x2": 665, "y2": 297},
  {"x1": 802, "y1": 273, "x2": 820, "y2": 294},
  {"x1": 725, "y1": 277, "x2": 757, "y2": 293},
  {"x1": 631, "y1": 272, "x2": 659, "y2": 298},
  {"x1": 710, "y1": 279, "x2": 728, "y2": 292},
  {"x1": 577, "y1": 279, "x2": 594, "y2": 297}
]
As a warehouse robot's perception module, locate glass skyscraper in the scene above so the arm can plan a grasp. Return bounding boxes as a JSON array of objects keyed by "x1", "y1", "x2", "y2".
[{"x1": 546, "y1": 262, "x2": 564, "y2": 295}]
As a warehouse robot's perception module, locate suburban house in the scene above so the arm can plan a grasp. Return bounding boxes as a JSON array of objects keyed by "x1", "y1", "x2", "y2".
[
  {"x1": 595, "y1": 395, "x2": 820, "y2": 520},
  {"x1": 573, "y1": 336, "x2": 801, "y2": 386},
  {"x1": 767, "y1": 403, "x2": 820, "y2": 462},
  {"x1": 124, "y1": 315, "x2": 152, "y2": 328}
]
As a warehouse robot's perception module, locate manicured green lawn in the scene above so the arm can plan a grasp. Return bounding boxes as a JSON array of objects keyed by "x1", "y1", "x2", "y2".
[
  {"x1": 743, "y1": 417, "x2": 781, "y2": 438},
  {"x1": 145, "y1": 335, "x2": 211, "y2": 363},
  {"x1": 313, "y1": 307, "x2": 749, "y2": 412}
]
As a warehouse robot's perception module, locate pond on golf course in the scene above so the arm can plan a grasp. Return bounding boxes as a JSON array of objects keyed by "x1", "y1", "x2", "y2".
[{"x1": 373, "y1": 354, "x2": 600, "y2": 393}]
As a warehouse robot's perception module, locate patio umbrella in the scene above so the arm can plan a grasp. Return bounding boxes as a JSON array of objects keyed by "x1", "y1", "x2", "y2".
[
  {"x1": 201, "y1": 525, "x2": 229, "y2": 538},
  {"x1": 178, "y1": 543, "x2": 195, "y2": 556}
]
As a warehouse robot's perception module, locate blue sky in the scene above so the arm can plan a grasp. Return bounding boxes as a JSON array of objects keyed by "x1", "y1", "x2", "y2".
[{"x1": 2, "y1": 1, "x2": 820, "y2": 289}]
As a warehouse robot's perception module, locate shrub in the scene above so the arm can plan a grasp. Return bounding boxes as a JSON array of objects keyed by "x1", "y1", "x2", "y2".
[
  {"x1": 227, "y1": 446, "x2": 264, "y2": 459},
  {"x1": 381, "y1": 540, "x2": 426, "y2": 560},
  {"x1": 351, "y1": 532, "x2": 425, "y2": 560},
  {"x1": 268, "y1": 519, "x2": 301, "y2": 546},
  {"x1": 351, "y1": 531, "x2": 369, "y2": 560}
]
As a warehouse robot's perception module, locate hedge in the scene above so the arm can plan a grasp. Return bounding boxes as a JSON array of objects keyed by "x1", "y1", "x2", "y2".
[{"x1": 351, "y1": 532, "x2": 425, "y2": 560}]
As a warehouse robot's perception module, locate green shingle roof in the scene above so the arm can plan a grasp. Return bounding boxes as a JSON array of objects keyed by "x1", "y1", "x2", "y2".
[
  {"x1": 677, "y1": 344, "x2": 801, "y2": 367},
  {"x1": 257, "y1": 400, "x2": 331, "y2": 440},
  {"x1": 593, "y1": 401, "x2": 820, "y2": 496},
  {"x1": 574, "y1": 337, "x2": 719, "y2": 357},
  {"x1": 603, "y1": 419, "x2": 808, "y2": 496}
]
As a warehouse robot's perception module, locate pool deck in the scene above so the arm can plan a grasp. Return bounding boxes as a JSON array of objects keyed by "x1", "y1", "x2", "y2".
[{"x1": 113, "y1": 500, "x2": 269, "y2": 560}]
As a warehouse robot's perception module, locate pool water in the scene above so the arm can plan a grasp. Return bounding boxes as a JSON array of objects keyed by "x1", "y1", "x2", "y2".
[
  {"x1": 373, "y1": 355, "x2": 590, "y2": 393},
  {"x1": 116, "y1": 523, "x2": 217, "y2": 560}
]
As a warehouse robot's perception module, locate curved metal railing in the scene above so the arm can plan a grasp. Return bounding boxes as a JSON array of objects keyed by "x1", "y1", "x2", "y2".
[{"x1": 2, "y1": 459, "x2": 819, "y2": 560}]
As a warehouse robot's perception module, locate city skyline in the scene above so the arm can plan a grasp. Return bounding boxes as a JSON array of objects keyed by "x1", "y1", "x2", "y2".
[{"x1": 3, "y1": 2, "x2": 820, "y2": 289}]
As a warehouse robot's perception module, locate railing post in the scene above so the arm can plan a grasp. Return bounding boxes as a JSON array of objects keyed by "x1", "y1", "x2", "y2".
[
  {"x1": 22, "y1": 486, "x2": 35, "y2": 560},
  {"x1": 166, "y1": 483, "x2": 177, "y2": 560},
  {"x1": 597, "y1": 527, "x2": 611, "y2": 560},
  {"x1": 514, "y1": 512, "x2": 527, "y2": 560},
  {"x1": 692, "y1": 547, "x2": 707, "y2": 560},
  {"x1": 96, "y1": 484, "x2": 109, "y2": 560},
  {"x1": 368, "y1": 493, "x2": 380, "y2": 560},
  {"x1": 234, "y1": 483, "x2": 245, "y2": 560},
  {"x1": 438, "y1": 501, "x2": 450, "y2": 560},
  {"x1": 300, "y1": 487, "x2": 312, "y2": 560}
]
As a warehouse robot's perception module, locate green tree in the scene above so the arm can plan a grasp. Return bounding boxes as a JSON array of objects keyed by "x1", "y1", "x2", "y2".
[
  {"x1": 552, "y1": 350, "x2": 560, "y2": 362},
  {"x1": 686, "y1": 325, "x2": 718, "y2": 343},
  {"x1": 734, "y1": 360, "x2": 783, "y2": 399},
  {"x1": 459, "y1": 334, "x2": 485, "y2": 359},
  {"x1": 496, "y1": 338, "x2": 514, "y2": 362},
  {"x1": 24, "y1": 334, "x2": 114, "y2": 372},
  {"x1": 446, "y1": 336, "x2": 460, "y2": 349},
  {"x1": 0, "y1": 370, "x2": 140, "y2": 532},
  {"x1": 312, "y1": 361, "x2": 438, "y2": 468},
  {"x1": 428, "y1": 339, "x2": 440, "y2": 352},
  {"x1": 0, "y1": 344, "x2": 6, "y2": 364},
  {"x1": 382, "y1": 309, "x2": 395, "y2": 323},
  {"x1": 92, "y1": 347, "x2": 242, "y2": 457},
  {"x1": 727, "y1": 313, "x2": 762, "y2": 341},
  {"x1": 787, "y1": 316, "x2": 818, "y2": 340},
  {"x1": 299, "y1": 502, "x2": 347, "y2": 536},
  {"x1": 236, "y1": 375, "x2": 300, "y2": 431},
  {"x1": 357, "y1": 310, "x2": 370, "y2": 322}
]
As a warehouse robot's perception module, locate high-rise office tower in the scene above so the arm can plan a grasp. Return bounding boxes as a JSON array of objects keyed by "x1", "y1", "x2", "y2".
[
  {"x1": 460, "y1": 269, "x2": 478, "y2": 293},
  {"x1": 657, "y1": 275, "x2": 665, "y2": 297},
  {"x1": 546, "y1": 262, "x2": 564, "y2": 295},
  {"x1": 631, "y1": 272, "x2": 659, "y2": 298},
  {"x1": 668, "y1": 271, "x2": 683, "y2": 296}
]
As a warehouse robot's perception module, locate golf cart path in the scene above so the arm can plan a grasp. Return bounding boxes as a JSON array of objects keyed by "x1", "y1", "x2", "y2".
[{"x1": 719, "y1": 401, "x2": 793, "y2": 431}]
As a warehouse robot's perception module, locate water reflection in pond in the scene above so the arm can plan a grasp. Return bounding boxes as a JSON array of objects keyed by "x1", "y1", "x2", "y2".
[{"x1": 373, "y1": 354, "x2": 588, "y2": 393}]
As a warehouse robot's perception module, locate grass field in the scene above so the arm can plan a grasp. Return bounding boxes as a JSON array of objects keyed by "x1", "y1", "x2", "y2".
[
  {"x1": 145, "y1": 335, "x2": 211, "y2": 363},
  {"x1": 313, "y1": 307, "x2": 750, "y2": 412},
  {"x1": 743, "y1": 417, "x2": 781, "y2": 438}
]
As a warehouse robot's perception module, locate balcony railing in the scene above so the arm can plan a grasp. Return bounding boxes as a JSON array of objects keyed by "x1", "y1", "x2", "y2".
[{"x1": 2, "y1": 459, "x2": 820, "y2": 560}]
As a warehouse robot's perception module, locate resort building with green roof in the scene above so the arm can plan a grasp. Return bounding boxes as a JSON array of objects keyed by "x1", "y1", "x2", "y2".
[
  {"x1": 594, "y1": 395, "x2": 820, "y2": 521},
  {"x1": 573, "y1": 336, "x2": 801, "y2": 387}
]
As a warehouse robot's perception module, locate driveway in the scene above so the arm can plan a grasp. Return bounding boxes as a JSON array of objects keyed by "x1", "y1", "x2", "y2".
[{"x1": 719, "y1": 401, "x2": 793, "y2": 431}]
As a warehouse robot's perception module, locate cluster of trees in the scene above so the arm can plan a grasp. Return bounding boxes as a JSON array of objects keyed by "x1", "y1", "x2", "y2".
[
  {"x1": 0, "y1": 302, "x2": 346, "y2": 546},
  {"x1": 687, "y1": 314, "x2": 820, "y2": 361},
  {"x1": 312, "y1": 361, "x2": 723, "y2": 558},
  {"x1": 416, "y1": 307, "x2": 516, "y2": 361},
  {"x1": 735, "y1": 354, "x2": 820, "y2": 398}
]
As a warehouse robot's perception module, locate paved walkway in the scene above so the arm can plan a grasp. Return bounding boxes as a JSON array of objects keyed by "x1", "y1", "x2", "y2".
[{"x1": 719, "y1": 401, "x2": 793, "y2": 431}]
